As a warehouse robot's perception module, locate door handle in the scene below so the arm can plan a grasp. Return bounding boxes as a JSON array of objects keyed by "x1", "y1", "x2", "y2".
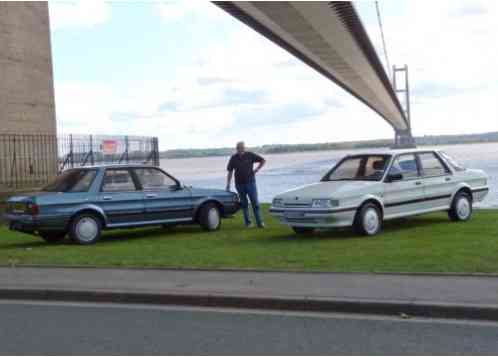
[
  {"x1": 102, "y1": 196, "x2": 113, "y2": 201},
  {"x1": 445, "y1": 177, "x2": 451, "y2": 182},
  {"x1": 415, "y1": 181, "x2": 422, "y2": 186},
  {"x1": 146, "y1": 193, "x2": 158, "y2": 199}
]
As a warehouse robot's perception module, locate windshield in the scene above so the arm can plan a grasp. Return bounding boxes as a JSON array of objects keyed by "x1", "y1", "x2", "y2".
[
  {"x1": 43, "y1": 169, "x2": 97, "y2": 193},
  {"x1": 322, "y1": 155, "x2": 390, "y2": 182}
]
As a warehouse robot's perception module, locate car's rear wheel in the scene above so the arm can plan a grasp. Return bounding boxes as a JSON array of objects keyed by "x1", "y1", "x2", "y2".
[
  {"x1": 69, "y1": 213, "x2": 102, "y2": 245},
  {"x1": 448, "y1": 191, "x2": 473, "y2": 222},
  {"x1": 198, "y1": 203, "x2": 221, "y2": 231},
  {"x1": 292, "y1": 226, "x2": 315, "y2": 235},
  {"x1": 39, "y1": 231, "x2": 66, "y2": 243},
  {"x1": 354, "y1": 202, "x2": 382, "y2": 236}
]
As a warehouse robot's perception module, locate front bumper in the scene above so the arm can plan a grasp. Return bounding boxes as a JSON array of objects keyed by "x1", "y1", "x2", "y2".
[
  {"x1": 269, "y1": 206, "x2": 357, "y2": 228},
  {"x1": 223, "y1": 202, "x2": 241, "y2": 217}
]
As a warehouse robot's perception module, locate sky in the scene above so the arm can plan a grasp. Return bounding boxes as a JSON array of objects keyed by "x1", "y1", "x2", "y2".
[{"x1": 49, "y1": 0, "x2": 498, "y2": 150}]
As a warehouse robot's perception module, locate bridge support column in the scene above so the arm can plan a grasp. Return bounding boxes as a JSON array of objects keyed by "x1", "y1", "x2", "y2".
[
  {"x1": 393, "y1": 129, "x2": 416, "y2": 149},
  {"x1": 391, "y1": 65, "x2": 416, "y2": 149}
]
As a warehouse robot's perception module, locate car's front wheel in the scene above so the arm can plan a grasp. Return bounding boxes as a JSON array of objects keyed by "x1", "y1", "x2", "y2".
[
  {"x1": 69, "y1": 213, "x2": 102, "y2": 245},
  {"x1": 39, "y1": 231, "x2": 66, "y2": 243},
  {"x1": 198, "y1": 203, "x2": 221, "y2": 231},
  {"x1": 354, "y1": 203, "x2": 382, "y2": 236},
  {"x1": 448, "y1": 191, "x2": 473, "y2": 222}
]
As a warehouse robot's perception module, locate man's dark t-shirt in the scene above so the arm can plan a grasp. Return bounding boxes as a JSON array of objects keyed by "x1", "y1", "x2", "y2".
[{"x1": 227, "y1": 152, "x2": 264, "y2": 185}]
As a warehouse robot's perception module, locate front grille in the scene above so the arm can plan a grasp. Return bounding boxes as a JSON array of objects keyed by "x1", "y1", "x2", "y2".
[
  {"x1": 284, "y1": 203, "x2": 311, "y2": 208},
  {"x1": 285, "y1": 218, "x2": 316, "y2": 224}
]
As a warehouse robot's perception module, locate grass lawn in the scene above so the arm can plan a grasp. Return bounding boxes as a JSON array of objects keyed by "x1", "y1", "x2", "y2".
[{"x1": 0, "y1": 205, "x2": 497, "y2": 273}]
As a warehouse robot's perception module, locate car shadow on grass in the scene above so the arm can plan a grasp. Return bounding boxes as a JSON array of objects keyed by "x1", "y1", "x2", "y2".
[
  {"x1": 0, "y1": 215, "x2": 455, "y2": 249},
  {"x1": 0, "y1": 225, "x2": 200, "y2": 249},
  {"x1": 262, "y1": 215, "x2": 452, "y2": 242},
  {"x1": 99, "y1": 226, "x2": 200, "y2": 244}
]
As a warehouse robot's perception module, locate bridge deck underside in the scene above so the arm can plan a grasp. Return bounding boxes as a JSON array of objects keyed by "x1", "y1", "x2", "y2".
[{"x1": 214, "y1": 1, "x2": 409, "y2": 132}]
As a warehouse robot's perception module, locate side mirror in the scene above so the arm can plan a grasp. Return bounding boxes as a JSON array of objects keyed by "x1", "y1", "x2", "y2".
[{"x1": 386, "y1": 173, "x2": 403, "y2": 182}]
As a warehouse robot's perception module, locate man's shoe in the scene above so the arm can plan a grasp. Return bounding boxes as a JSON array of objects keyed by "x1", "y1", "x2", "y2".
[
  {"x1": 245, "y1": 223, "x2": 254, "y2": 228},
  {"x1": 257, "y1": 223, "x2": 266, "y2": 229}
]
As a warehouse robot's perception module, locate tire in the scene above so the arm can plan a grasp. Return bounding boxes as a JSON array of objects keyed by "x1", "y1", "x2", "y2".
[
  {"x1": 448, "y1": 191, "x2": 473, "y2": 222},
  {"x1": 39, "y1": 231, "x2": 66, "y2": 243},
  {"x1": 292, "y1": 226, "x2": 315, "y2": 235},
  {"x1": 354, "y1": 202, "x2": 382, "y2": 236},
  {"x1": 198, "y1": 203, "x2": 221, "y2": 231},
  {"x1": 69, "y1": 213, "x2": 102, "y2": 245}
]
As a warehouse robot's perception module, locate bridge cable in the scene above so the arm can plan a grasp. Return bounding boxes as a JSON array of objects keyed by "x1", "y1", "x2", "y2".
[{"x1": 375, "y1": 1, "x2": 392, "y2": 80}]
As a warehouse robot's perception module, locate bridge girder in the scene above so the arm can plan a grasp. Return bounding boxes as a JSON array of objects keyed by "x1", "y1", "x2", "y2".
[{"x1": 214, "y1": 1, "x2": 409, "y2": 132}]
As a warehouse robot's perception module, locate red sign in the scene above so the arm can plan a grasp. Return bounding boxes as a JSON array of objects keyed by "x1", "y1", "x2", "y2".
[{"x1": 102, "y1": 140, "x2": 118, "y2": 155}]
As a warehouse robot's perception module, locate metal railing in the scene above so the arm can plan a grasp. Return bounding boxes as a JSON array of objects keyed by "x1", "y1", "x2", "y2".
[{"x1": 0, "y1": 133, "x2": 159, "y2": 191}]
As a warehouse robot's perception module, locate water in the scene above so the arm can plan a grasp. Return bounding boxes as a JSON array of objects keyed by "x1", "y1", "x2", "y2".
[{"x1": 160, "y1": 143, "x2": 498, "y2": 208}]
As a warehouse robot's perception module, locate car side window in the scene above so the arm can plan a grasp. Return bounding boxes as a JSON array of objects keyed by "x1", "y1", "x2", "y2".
[
  {"x1": 419, "y1": 152, "x2": 449, "y2": 177},
  {"x1": 364, "y1": 156, "x2": 388, "y2": 180},
  {"x1": 134, "y1": 168, "x2": 177, "y2": 190},
  {"x1": 389, "y1": 154, "x2": 419, "y2": 179},
  {"x1": 102, "y1": 169, "x2": 137, "y2": 192},
  {"x1": 70, "y1": 170, "x2": 97, "y2": 192}
]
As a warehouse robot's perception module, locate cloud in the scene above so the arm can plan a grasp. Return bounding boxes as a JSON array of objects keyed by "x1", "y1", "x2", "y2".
[
  {"x1": 156, "y1": 0, "x2": 222, "y2": 23},
  {"x1": 54, "y1": 19, "x2": 395, "y2": 149},
  {"x1": 361, "y1": 0, "x2": 498, "y2": 137},
  {"x1": 49, "y1": 1, "x2": 111, "y2": 31},
  {"x1": 53, "y1": 1, "x2": 498, "y2": 150}
]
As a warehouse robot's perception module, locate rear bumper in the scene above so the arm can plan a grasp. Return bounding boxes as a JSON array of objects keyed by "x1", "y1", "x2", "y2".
[
  {"x1": 4, "y1": 214, "x2": 38, "y2": 235},
  {"x1": 4, "y1": 213, "x2": 68, "y2": 235},
  {"x1": 472, "y1": 187, "x2": 489, "y2": 202}
]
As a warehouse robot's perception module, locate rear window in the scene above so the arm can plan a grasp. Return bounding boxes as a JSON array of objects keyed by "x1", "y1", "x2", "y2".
[
  {"x1": 43, "y1": 169, "x2": 97, "y2": 193},
  {"x1": 418, "y1": 152, "x2": 450, "y2": 176},
  {"x1": 439, "y1": 151, "x2": 465, "y2": 171}
]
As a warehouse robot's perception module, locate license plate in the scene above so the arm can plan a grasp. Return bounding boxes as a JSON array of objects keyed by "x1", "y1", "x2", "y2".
[{"x1": 284, "y1": 211, "x2": 305, "y2": 219}]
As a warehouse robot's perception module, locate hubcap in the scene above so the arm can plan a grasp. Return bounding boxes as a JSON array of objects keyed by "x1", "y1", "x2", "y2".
[
  {"x1": 457, "y1": 197, "x2": 471, "y2": 219},
  {"x1": 363, "y1": 208, "x2": 379, "y2": 234},
  {"x1": 207, "y1": 208, "x2": 220, "y2": 229},
  {"x1": 76, "y1": 217, "x2": 98, "y2": 242}
]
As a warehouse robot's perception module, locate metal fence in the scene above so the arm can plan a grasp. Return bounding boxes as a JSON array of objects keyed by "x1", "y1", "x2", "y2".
[
  {"x1": 0, "y1": 134, "x2": 58, "y2": 191},
  {"x1": 0, "y1": 133, "x2": 159, "y2": 191}
]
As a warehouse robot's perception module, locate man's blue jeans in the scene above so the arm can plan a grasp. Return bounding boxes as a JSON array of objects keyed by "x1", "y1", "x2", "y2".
[{"x1": 235, "y1": 181, "x2": 263, "y2": 227}]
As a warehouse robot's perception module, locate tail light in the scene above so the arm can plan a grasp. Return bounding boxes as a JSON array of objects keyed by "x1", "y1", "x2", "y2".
[{"x1": 26, "y1": 202, "x2": 39, "y2": 216}]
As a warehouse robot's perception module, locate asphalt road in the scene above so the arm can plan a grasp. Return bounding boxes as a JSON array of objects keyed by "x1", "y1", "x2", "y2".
[{"x1": 1, "y1": 300, "x2": 498, "y2": 355}]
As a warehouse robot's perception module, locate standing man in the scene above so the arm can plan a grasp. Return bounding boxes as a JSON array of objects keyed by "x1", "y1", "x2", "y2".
[{"x1": 226, "y1": 141, "x2": 266, "y2": 228}]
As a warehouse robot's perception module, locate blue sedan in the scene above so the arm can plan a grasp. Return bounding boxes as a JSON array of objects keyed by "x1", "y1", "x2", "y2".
[{"x1": 4, "y1": 165, "x2": 240, "y2": 244}]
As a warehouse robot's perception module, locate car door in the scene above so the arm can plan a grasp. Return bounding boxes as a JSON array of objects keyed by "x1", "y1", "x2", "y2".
[
  {"x1": 98, "y1": 168, "x2": 145, "y2": 225},
  {"x1": 133, "y1": 167, "x2": 194, "y2": 223},
  {"x1": 383, "y1": 153, "x2": 426, "y2": 218},
  {"x1": 417, "y1": 152, "x2": 456, "y2": 210}
]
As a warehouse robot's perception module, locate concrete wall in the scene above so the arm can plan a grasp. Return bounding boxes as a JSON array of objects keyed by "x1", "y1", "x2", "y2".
[{"x1": 0, "y1": 2, "x2": 56, "y2": 134}]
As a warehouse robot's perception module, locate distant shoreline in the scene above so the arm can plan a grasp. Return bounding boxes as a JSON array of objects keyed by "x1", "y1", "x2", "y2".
[{"x1": 160, "y1": 131, "x2": 498, "y2": 160}]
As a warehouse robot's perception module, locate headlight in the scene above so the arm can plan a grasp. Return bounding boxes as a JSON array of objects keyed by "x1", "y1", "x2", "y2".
[
  {"x1": 312, "y1": 199, "x2": 339, "y2": 208},
  {"x1": 272, "y1": 198, "x2": 284, "y2": 207}
]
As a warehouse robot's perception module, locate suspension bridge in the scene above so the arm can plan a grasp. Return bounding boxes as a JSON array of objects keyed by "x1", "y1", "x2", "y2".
[{"x1": 214, "y1": 1, "x2": 415, "y2": 148}]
